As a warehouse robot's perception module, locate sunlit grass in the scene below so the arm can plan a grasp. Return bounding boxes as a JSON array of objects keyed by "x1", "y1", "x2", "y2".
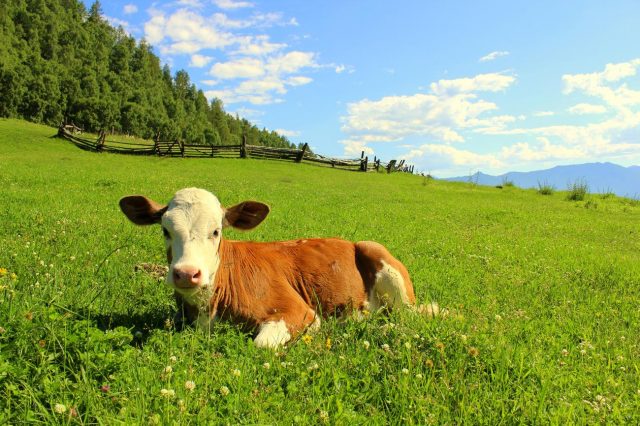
[{"x1": 1, "y1": 118, "x2": 639, "y2": 423}]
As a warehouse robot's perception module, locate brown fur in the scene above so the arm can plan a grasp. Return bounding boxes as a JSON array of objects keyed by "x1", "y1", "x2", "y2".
[{"x1": 180, "y1": 237, "x2": 415, "y2": 338}]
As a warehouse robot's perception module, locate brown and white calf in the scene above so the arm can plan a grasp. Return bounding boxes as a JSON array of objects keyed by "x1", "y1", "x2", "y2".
[{"x1": 119, "y1": 188, "x2": 415, "y2": 348}]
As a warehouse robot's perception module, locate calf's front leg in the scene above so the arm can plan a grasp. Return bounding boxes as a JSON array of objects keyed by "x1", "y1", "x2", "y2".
[{"x1": 254, "y1": 296, "x2": 320, "y2": 348}]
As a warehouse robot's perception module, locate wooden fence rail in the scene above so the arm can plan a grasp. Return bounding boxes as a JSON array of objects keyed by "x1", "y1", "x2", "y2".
[{"x1": 57, "y1": 124, "x2": 414, "y2": 174}]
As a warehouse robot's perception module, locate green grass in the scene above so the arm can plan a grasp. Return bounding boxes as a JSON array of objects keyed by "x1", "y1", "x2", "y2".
[{"x1": 1, "y1": 118, "x2": 639, "y2": 424}]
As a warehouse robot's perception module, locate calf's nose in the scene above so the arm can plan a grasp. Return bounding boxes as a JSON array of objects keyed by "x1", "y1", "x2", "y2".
[{"x1": 172, "y1": 266, "x2": 202, "y2": 287}]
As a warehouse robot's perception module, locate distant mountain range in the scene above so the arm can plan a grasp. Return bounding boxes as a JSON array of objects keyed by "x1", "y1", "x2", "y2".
[{"x1": 443, "y1": 162, "x2": 640, "y2": 198}]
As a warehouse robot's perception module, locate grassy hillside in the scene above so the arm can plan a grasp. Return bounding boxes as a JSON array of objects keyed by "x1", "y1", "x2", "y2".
[{"x1": 1, "y1": 118, "x2": 639, "y2": 424}]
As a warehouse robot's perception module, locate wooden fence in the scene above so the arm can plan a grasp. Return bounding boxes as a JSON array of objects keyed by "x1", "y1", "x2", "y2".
[{"x1": 57, "y1": 124, "x2": 415, "y2": 174}]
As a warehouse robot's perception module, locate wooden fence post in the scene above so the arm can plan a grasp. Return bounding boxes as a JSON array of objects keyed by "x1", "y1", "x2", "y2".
[
  {"x1": 296, "y1": 143, "x2": 308, "y2": 163},
  {"x1": 361, "y1": 156, "x2": 368, "y2": 172},
  {"x1": 240, "y1": 134, "x2": 247, "y2": 158},
  {"x1": 153, "y1": 132, "x2": 160, "y2": 155},
  {"x1": 96, "y1": 130, "x2": 105, "y2": 152}
]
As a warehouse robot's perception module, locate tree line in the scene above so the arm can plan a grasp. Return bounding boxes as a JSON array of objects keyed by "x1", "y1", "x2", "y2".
[{"x1": 0, "y1": 0, "x2": 299, "y2": 149}]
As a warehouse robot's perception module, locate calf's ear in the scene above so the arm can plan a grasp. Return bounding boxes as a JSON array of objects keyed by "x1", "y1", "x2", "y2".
[
  {"x1": 224, "y1": 201, "x2": 270, "y2": 230},
  {"x1": 119, "y1": 195, "x2": 167, "y2": 225}
]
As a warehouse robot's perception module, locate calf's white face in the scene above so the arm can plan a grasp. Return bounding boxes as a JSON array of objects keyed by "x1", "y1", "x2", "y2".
[{"x1": 119, "y1": 188, "x2": 269, "y2": 305}]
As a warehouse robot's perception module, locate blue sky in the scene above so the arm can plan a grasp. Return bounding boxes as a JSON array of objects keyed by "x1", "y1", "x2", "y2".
[{"x1": 94, "y1": 0, "x2": 640, "y2": 176}]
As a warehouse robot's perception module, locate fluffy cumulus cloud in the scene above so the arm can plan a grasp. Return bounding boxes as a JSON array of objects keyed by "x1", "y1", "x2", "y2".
[
  {"x1": 568, "y1": 103, "x2": 607, "y2": 115},
  {"x1": 143, "y1": 4, "x2": 316, "y2": 105},
  {"x1": 340, "y1": 72, "x2": 517, "y2": 158},
  {"x1": 342, "y1": 59, "x2": 640, "y2": 175},
  {"x1": 213, "y1": 0, "x2": 255, "y2": 10},
  {"x1": 189, "y1": 54, "x2": 213, "y2": 68},
  {"x1": 479, "y1": 51, "x2": 510, "y2": 62}
]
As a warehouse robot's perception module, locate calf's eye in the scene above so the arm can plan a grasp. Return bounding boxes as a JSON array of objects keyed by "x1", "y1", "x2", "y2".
[
  {"x1": 162, "y1": 227, "x2": 170, "y2": 238},
  {"x1": 212, "y1": 229, "x2": 220, "y2": 238}
]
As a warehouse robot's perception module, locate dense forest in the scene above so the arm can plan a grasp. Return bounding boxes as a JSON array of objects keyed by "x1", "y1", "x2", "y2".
[{"x1": 0, "y1": 0, "x2": 298, "y2": 148}]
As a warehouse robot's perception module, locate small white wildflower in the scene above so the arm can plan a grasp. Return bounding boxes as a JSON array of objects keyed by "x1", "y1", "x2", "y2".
[
  {"x1": 169, "y1": 355, "x2": 177, "y2": 363},
  {"x1": 580, "y1": 349, "x2": 587, "y2": 355},
  {"x1": 70, "y1": 256, "x2": 76, "y2": 261},
  {"x1": 263, "y1": 362, "x2": 270, "y2": 370},
  {"x1": 561, "y1": 349, "x2": 569, "y2": 357},
  {"x1": 617, "y1": 355, "x2": 624, "y2": 361},
  {"x1": 307, "y1": 362, "x2": 319, "y2": 371},
  {"x1": 184, "y1": 380, "x2": 195, "y2": 391},
  {"x1": 494, "y1": 314, "x2": 502, "y2": 321},
  {"x1": 404, "y1": 342, "x2": 411, "y2": 349},
  {"x1": 381, "y1": 343, "x2": 391, "y2": 352},
  {"x1": 219, "y1": 386, "x2": 230, "y2": 396},
  {"x1": 415, "y1": 373, "x2": 423, "y2": 379},
  {"x1": 232, "y1": 369, "x2": 241, "y2": 377},
  {"x1": 401, "y1": 368, "x2": 409, "y2": 374},
  {"x1": 620, "y1": 336, "x2": 626, "y2": 341},
  {"x1": 160, "y1": 388, "x2": 175, "y2": 398},
  {"x1": 163, "y1": 366, "x2": 173, "y2": 374},
  {"x1": 49, "y1": 264, "x2": 54, "y2": 268},
  {"x1": 413, "y1": 334, "x2": 420, "y2": 339},
  {"x1": 363, "y1": 340, "x2": 370, "y2": 350},
  {"x1": 53, "y1": 403, "x2": 66, "y2": 414},
  {"x1": 319, "y1": 410, "x2": 329, "y2": 422},
  {"x1": 39, "y1": 260, "x2": 45, "y2": 266}
]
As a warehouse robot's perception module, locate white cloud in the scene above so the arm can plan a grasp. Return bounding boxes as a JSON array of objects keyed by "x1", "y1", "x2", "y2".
[
  {"x1": 479, "y1": 51, "x2": 510, "y2": 62},
  {"x1": 213, "y1": 0, "x2": 254, "y2": 10},
  {"x1": 189, "y1": 54, "x2": 213, "y2": 68},
  {"x1": 234, "y1": 35, "x2": 286, "y2": 56},
  {"x1": 533, "y1": 111, "x2": 555, "y2": 117},
  {"x1": 567, "y1": 103, "x2": 607, "y2": 115},
  {"x1": 430, "y1": 73, "x2": 515, "y2": 96},
  {"x1": 274, "y1": 128, "x2": 301, "y2": 138},
  {"x1": 201, "y1": 79, "x2": 219, "y2": 86},
  {"x1": 406, "y1": 144, "x2": 504, "y2": 169},
  {"x1": 210, "y1": 57, "x2": 266, "y2": 79},
  {"x1": 343, "y1": 60, "x2": 640, "y2": 175},
  {"x1": 144, "y1": 9, "x2": 235, "y2": 53},
  {"x1": 123, "y1": 4, "x2": 138, "y2": 15},
  {"x1": 206, "y1": 51, "x2": 318, "y2": 104},
  {"x1": 341, "y1": 140, "x2": 374, "y2": 157},
  {"x1": 500, "y1": 137, "x2": 586, "y2": 162}
]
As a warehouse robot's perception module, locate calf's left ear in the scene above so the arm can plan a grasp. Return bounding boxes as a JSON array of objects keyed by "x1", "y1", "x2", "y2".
[
  {"x1": 119, "y1": 195, "x2": 167, "y2": 225},
  {"x1": 224, "y1": 201, "x2": 270, "y2": 230}
]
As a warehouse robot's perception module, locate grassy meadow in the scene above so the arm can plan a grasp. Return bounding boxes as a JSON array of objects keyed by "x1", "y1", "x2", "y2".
[{"x1": 1, "y1": 118, "x2": 639, "y2": 424}]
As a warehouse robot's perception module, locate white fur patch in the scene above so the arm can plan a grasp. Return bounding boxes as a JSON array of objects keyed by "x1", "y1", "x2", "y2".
[
  {"x1": 163, "y1": 188, "x2": 224, "y2": 288},
  {"x1": 254, "y1": 320, "x2": 291, "y2": 349},
  {"x1": 369, "y1": 260, "x2": 410, "y2": 310}
]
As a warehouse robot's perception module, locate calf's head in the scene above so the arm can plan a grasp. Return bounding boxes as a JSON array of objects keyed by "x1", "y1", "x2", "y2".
[{"x1": 119, "y1": 188, "x2": 269, "y2": 296}]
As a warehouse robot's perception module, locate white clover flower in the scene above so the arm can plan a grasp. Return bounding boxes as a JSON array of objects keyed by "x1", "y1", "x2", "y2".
[
  {"x1": 561, "y1": 349, "x2": 569, "y2": 357},
  {"x1": 401, "y1": 368, "x2": 409, "y2": 374},
  {"x1": 363, "y1": 340, "x2": 370, "y2": 350},
  {"x1": 219, "y1": 386, "x2": 230, "y2": 396},
  {"x1": 163, "y1": 366, "x2": 173, "y2": 374},
  {"x1": 404, "y1": 342, "x2": 411, "y2": 349},
  {"x1": 381, "y1": 343, "x2": 390, "y2": 352},
  {"x1": 494, "y1": 314, "x2": 502, "y2": 321},
  {"x1": 263, "y1": 362, "x2": 270, "y2": 370},
  {"x1": 169, "y1": 355, "x2": 177, "y2": 363},
  {"x1": 319, "y1": 410, "x2": 329, "y2": 422},
  {"x1": 160, "y1": 388, "x2": 175, "y2": 398},
  {"x1": 415, "y1": 373, "x2": 423, "y2": 379},
  {"x1": 307, "y1": 362, "x2": 319, "y2": 371},
  {"x1": 184, "y1": 380, "x2": 195, "y2": 391},
  {"x1": 53, "y1": 403, "x2": 66, "y2": 414},
  {"x1": 232, "y1": 369, "x2": 241, "y2": 377}
]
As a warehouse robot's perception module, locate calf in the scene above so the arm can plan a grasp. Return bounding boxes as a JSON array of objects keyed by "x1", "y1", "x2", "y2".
[{"x1": 119, "y1": 188, "x2": 415, "y2": 348}]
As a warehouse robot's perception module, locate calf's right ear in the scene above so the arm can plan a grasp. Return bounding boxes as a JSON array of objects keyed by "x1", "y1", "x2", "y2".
[{"x1": 119, "y1": 195, "x2": 167, "y2": 225}]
